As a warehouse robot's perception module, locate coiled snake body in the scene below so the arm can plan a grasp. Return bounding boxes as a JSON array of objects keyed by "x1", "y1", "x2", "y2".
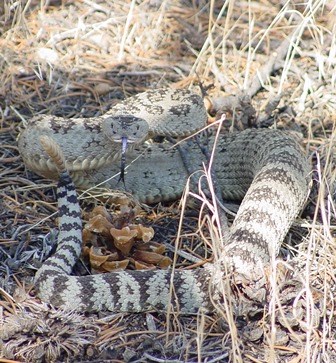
[{"x1": 18, "y1": 88, "x2": 311, "y2": 312}]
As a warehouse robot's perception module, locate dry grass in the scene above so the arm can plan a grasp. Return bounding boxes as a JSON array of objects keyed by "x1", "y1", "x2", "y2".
[{"x1": 0, "y1": 0, "x2": 336, "y2": 362}]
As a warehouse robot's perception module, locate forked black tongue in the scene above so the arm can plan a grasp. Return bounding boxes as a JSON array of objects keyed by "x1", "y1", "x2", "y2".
[{"x1": 118, "y1": 136, "x2": 128, "y2": 188}]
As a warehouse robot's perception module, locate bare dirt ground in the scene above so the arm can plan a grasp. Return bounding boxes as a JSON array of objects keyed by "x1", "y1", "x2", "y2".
[{"x1": 0, "y1": 1, "x2": 335, "y2": 362}]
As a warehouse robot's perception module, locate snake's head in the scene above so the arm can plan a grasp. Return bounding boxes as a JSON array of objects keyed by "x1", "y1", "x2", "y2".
[
  {"x1": 102, "y1": 115, "x2": 149, "y2": 188},
  {"x1": 102, "y1": 115, "x2": 149, "y2": 145}
]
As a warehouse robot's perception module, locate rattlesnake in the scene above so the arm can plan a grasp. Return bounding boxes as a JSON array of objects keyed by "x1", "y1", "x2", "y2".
[{"x1": 18, "y1": 88, "x2": 311, "y2": 312}]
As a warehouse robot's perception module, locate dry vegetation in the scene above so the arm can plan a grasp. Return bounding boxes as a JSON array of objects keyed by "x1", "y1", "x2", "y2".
[{"x1": 0, "y1": 0, "x2": 335, "y2": 362}]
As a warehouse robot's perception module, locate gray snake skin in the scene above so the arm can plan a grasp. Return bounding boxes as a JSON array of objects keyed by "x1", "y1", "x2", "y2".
[{"x1": 18, "y1": 89, "x2": 311, "y2": 312}]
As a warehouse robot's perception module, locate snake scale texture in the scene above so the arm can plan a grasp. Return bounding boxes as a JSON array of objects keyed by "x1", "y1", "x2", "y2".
[{"x1": 18, "y1": 88, "x2": 311, "y2": 313}]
